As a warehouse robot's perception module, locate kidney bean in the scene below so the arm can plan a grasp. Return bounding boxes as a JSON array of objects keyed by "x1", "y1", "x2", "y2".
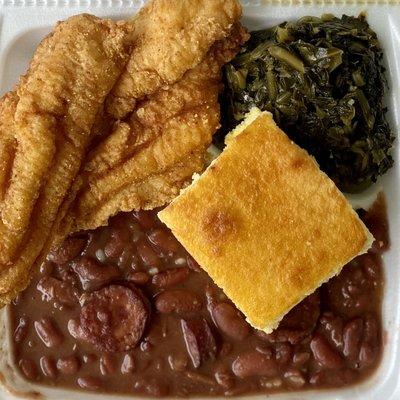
[
  {"x1": 284, "y1": 368, "x2": 306, "y2": 388},
  {"x1": 77, "y1": 376, "x2": 102, "y2": 390},
  {"x1": 292, "y1": 352, "x2": 310, "y2": 367},
  {"x1": 121, "y1": 354, "x2": 135, "y2": 374},
  {"x1": 232, "y1": 350, "x2": 278, "y2": 378},
  {"x1": 309, "y1": 369, "x2": 356, "y2": 386},
  {"x1": 186, "y1": 255, "x2": 202, "y2": 272},
  {"x1": 155, "y1": 290, "x2": 202, "y2": 314},
  {"x1": 359, "y1": 343, "x2": 377, "y2": 367},
  {"x1": 181, "y1": 318, "x2": 216, "y2": 368},
  {"x1": 127, "y1": 271, "x2": 150, "y2": 285},
  {"x1": 19, "y1": 359, "x2": 38, "y2": 381},
  {"x1": 104, "y1": 227, "x2": 130, "y2": 258},
  {"x1": 34, "y1": 318, "x2": 63, "y2": 348},
  {"x1": 219, "y1": 342, "x2": 233, "y2": 357},
  {"x1": 48, "y1": 237, "x2": 86, "y2": 264},
  {"x1": 148, "y1": 228, "x2": 180, "y2": 254},
  {"x1": 214, "y1": 366, "x2": 234, "y2": 389},
  {"x1": 275, "y1": 343, "x2": 292, "y2": 366},
  {"x1": 259, "y1": 377, "x2": 283, "y2": 389},
  {"x1": 257, "y1": 328, "x2": 306, "y2": 346},
  {"x1": 137, "y1": 240, "x2": 160, "y2": 267},
  {"x1": 168, "y1": 353, "x2": 188, "y2": 372},
  {"x1": 78, "y1": 285, "x2": 149, "y2": 352},
  {"x1": 363, "y1": 315, "x2": 379, "y2": 344},
  {"x1": 280, "y1": 292, "x2": 320, "y2": 332},
  {"x1": 72, "y1": 257, "x2": 120, "y2": 290},
  {"x1": 310, "y1": 334, "x2": 343, "y2": 369},
  {"x1": 14, "y1": 317, "x2": 29, "y2": 343},
  {"x1": 100, "y1": 354, "x2": 116, "y2": 375},
  {"x1": 319, "y1": 312, "x2": 344, "y2": 350},
  {"x1": 37, "y1": 277, "x2": 78, "y2": 306},
  {"x1": 40, "y1": 356, "x2": 57, "y2": 378},
  {"x1": 212, "y1": 302, "x2": 250, "y2": 341},
  {"x1": 57, "y1": 356, "x2": 80, "y2": 375},
  {"x1": 132, "y1": 210, "x2": 155, "y2": 229},
  {"x1": 152, "y1": 268, "x2": 189, "y2": 289},
  {"x1": 343, "y1": 318, "x2": 363, "y2": 360}
]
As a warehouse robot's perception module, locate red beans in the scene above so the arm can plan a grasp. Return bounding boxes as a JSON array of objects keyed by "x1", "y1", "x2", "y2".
[
  {"x1": 104, "y1": 227, "x2": 130, "y2": 258},
  {"x1": 137, "y1": 240, "x2": 160, "y2": 267},
  {"x1": 14, "y1": 317, "x2": 29, "y2": 343},
  {"x1": 19, "y1": 359, "x2": 38, "y2": 381},
  {"x1": 48, "y1": 237, "x2": 86, "y2": 264},
  {"x1": 232, "y1": 350, "x2": 278, "y2": 378},
  {"x1": 343, "y1": 318, "x2": 363, "y2": 360},
  {"x1": 40, "y1": 356, "x2": 57, "y2": 378},
  {"x1": 310, "y1": 334, "x2": 343, "y2": 369},
  {"x1": 152, "y1": 267, "x2": 189, "y2": 288},
  {"x1": 77, "y1": 376, "x2": 102, "y2": 390},
  {"x1": 181, "y1": 318, "x2": 216, "y2": 368},
  {"x1": 127, "y1": 271, "x2": 150, "y2": 285},
  {"x1": 10, "y1": 206, "x2": 387, "y2": 396},
  {"x1": 99, "y1": 354, "x2": 116, "y2": 375},
  {"x1": 121, "y1": 354, "x2": 135, "y2": 374},
  {"x1": 34, "y1": 318, "x2": 63, "y2": 348},
  {"x1": 57, "y1": 356, "x2": 80, "y2": 375},
  {"x1": 71, "y1": 257, "x2": 120, "y2": 290},
  {"x1": 155, "y1": 290, "x2": 202, "y2": 314},
  {"x1": 148, "y1": 228, "x2": 180, "y2": 254},
  {"x1": 37, "y1": 277, "x2": 78, "y2": 306},
  {"x1": 76, "y1": 285, "x2": 149, "y2": 352},
  {"x1": 212, "y1": 302, "x2": 250, "y2": 341}
]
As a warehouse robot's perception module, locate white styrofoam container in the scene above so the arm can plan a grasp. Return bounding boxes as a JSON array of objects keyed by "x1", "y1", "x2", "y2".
[{"x1": 0, "y1": 0, "x2": 399, "y2": 399}]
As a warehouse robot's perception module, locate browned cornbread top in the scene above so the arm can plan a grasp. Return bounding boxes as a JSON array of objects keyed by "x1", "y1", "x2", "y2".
[{"x1": 158, "y1": 109, "x2": 372, "y2": 332}]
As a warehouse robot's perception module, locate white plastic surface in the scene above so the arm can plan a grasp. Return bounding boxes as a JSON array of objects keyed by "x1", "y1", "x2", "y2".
[{"x1": 0, "y1": 1, "x2": 399, "y2": 399}]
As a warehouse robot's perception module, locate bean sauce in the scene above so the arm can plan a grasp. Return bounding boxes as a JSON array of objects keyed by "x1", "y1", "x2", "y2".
[{"x1": 10, "y1": 196, "x2": 388, "y2": 396}]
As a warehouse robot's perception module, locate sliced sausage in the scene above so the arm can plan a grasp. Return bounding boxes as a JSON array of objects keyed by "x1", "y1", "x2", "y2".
[{"x1": 77, "y1": 285, "x2": 149, "y2": 352}]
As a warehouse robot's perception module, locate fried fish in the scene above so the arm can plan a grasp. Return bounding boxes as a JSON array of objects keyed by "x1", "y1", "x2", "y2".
[
  {"x1": 0, "y1": 14, "x2": 134, "y2": 305},
  {"x1": 56, "y1": 23, "x2": 248, "y2": 236},
  {"x1": 105, "y1": 0, "x2": 243, "y2": 119}
]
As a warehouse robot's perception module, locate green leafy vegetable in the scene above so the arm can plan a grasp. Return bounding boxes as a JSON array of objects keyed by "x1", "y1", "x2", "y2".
[{"x1": 220, "y1": 14, "x2": 394, "y2": 192}]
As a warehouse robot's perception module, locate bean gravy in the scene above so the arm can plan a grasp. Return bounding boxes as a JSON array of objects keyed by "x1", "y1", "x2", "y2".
[{"x1": 10, "y1": 196, "x2": 388, "y2": 396}]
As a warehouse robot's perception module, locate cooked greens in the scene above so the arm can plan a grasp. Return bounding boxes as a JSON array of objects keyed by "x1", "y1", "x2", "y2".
[{"x1": 220, "y1": 14, "x2": 394, "y2": 192}]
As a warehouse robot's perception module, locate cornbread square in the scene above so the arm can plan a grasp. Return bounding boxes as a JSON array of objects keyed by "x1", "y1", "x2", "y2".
[{"x1": 158, "y1": 108, "x2": 373, "y2": 333}]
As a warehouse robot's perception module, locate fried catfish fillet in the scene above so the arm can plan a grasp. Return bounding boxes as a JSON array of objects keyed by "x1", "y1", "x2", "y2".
[
  {"x1": 56, "y1": 24, "x2": 248, "y2": 235},
  {"x1": 106, "y1": 0, "x2": 242, "y2": 119},
  {"x1": 0, "y1": 14, "x2": 133, "y2": 305}
]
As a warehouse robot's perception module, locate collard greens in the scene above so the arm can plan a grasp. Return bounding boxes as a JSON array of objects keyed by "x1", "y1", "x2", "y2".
[{"x1": 221, "y1": 14, "x2": 394, "y2": 192}]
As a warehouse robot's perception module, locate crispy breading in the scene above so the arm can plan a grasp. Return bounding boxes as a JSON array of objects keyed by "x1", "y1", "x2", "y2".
[
  {"x1": 106, "y1": 0, "x2": 242, "y2": 119},
  {"x1": 54, "y1": 24, "x2": 248, "y2": 236},
  {"x1": 0, "y1": 14, "x2": 134, "y2": 305},
  {"x1": 158, "y1": 108, "x2": 373, "y2": 333}
]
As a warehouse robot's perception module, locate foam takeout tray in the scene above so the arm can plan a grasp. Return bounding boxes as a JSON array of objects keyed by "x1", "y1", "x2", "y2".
[{"x1": 0, "y1": 0, "x2": 399, "y2": 399}]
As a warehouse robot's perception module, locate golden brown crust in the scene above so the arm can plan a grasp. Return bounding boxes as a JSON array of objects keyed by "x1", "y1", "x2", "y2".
[
  {"x1": 0, "y1": 14, "x2": 134, "y2": 305},
  {"x1": 106, "y1": 0, "x2": 243, "y2": 119},
  {"x1": 54, "y1": 24, "x2": 248, "y2": 236},
  {"x1": 159, "y1": 110, "x2": 372, "y2": 332}
]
